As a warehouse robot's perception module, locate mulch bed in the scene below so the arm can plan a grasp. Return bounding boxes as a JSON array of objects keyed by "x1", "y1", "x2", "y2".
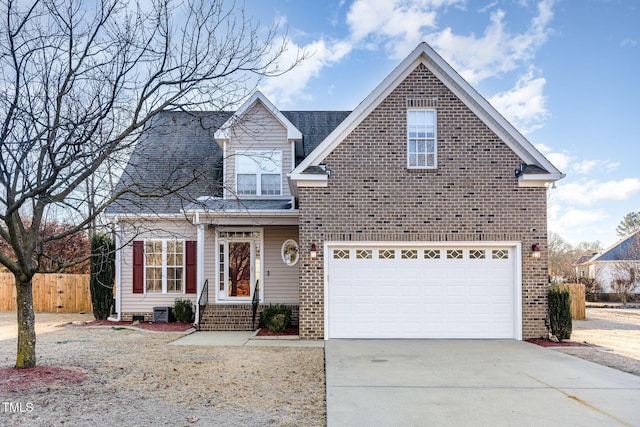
[
  {"x1": 526, "y1": 338, "x2": 593, "y2": 348},
  {"x1": 77, "y1": 320, "x2": 193, "y2": 332},
  {"x1": 0, "y1": 366, "x2": 87, "y2": 391},
  {"x1": 256, "y1": 325, "x2": 299, "y2": 336}
]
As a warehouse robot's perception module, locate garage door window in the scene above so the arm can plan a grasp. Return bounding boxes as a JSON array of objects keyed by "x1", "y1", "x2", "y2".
[
  {"x1": 356, "y1": 249, "x2": 372, "y2": 259},
  {"x1": 333, "y1": 249, "x2": 350, "y2": 259},
  {"x1": 424, "y1": 249, "x2": 440, "y2": 259},
  {"x1": 401, "y1": 249, "x2": 418, "y2": 259},
  {"x1": 446, "y1": 249, "x2": 463, "y2": 259},
  {"x1": 469, "y1": 249, "x2": 486, "y2": 259},
  {"x1": 379, "y1": 249, "x2": 395, "y2": 259},
  {"x1": 492, "y1": 249, "x2": 509, "y2": 259}
]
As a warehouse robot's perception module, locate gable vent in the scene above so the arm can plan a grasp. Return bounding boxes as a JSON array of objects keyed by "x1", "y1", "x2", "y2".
[{"x1": 406, "y1": 98, "x2": 437, "y2": 108}]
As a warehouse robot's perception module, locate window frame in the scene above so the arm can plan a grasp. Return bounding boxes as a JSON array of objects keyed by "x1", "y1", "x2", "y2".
[
  {"x1": 235, "y1": 150, "x2": 283, "y2": 196},
  {"x1": 143, "y1": 239, "x2": 186, "y2": 294},
  {"x1": 407, "y1": 109, "x2": 437, "y2": 170}
]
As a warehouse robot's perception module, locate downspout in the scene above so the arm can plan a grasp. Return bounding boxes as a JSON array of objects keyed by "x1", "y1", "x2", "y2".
[
  {"x1": 113, "y1": 216, "x2": 122, "y2": 321},
  {"x1": 195, "y1": 213, "x2": 205, "y2": 326}
]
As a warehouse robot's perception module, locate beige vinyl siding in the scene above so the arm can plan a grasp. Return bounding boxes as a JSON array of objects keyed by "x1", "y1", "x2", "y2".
[
  {"x1": 119, "y1": 221, "x2": 198, "y2": 314},
  {"x1": 119, "y1": 221, "x2": 299, "y2": 314},
  {"x1": 263, "y1": 226, "x2": 299, "y2": 304},
  {"x1": 202, "y1": 226, "x2": 217, "y2": 303},
  {"x1": 224, "y1": 102, "x2": 293, "y2": 199}
]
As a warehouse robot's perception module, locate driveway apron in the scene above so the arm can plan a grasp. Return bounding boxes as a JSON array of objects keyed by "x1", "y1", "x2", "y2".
[{"x1": 325, "y1": 340, "x2": 640, "y2": 427}]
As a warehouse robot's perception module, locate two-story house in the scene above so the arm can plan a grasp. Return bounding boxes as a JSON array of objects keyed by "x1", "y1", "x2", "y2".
[{"x1": 107, "y1": 43, "x2": 564, "y2": 340}]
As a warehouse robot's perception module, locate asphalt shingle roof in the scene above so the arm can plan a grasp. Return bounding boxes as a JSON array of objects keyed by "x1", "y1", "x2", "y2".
[
  {"x1": 108, "y1": 110, "x2": 349, "y2": 214},
  {"x1": 595, "y1": 231, "x2": 640, "y2": 262},
  {"x1": 282, "y1": 111, "x2": 351, "y2": 159}
]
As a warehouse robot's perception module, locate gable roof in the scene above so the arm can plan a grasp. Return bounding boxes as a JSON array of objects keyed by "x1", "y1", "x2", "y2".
[
  {"x1": 107, "y1": 109, "x2": 349, "y2": 215},
  {"x1": 291, "y1": 42, "x2": 565, "y2": 187},
  {"x1": 214, "y1": 91, "x2": 303, "y2": 140},
  {"x1": 573, "y1": 254, "x2": 597, "y2": 266},
  {"x1": 589, "y1": 231, "x2": 640, "y2": 262}
]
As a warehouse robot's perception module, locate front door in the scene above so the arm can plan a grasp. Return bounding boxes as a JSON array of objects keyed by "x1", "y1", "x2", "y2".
[{"x1": 218, "y1": 231, "x2": 261, "y2": 302}]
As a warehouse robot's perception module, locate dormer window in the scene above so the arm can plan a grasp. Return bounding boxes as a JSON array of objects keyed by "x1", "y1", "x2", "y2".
[
  {"x1": 236, "y1": 150, "x2": 282, "y2": 196},
  {"x1": 407, "y1": 109, "x2": 437, "y2": 169}
]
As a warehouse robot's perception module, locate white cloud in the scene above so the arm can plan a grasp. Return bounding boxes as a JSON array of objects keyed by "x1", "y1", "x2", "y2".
[
  {"x1": 548, "y1": 207, "x2": 611, "y2": 244},
  {"x1": 534, "y1": 144, "x2": 621, "y2": 175},
  {"x1": 572, "y1": 159, "x2": 620, "y2": 175},
  {"x1": 546, "y1": 152, "x2": 573, "y2": 172},
  {"x1": 572, "y1": 160, "x2": 597, "y2": 174},
  {"x1": 428, "y1": 0, "x2": 555, "y2": 84},
  {"x1": 551, "y1": 208, "x2": 608, "y2": 230},
  {"x1": 553, "y1": 178, "x2": 640, "y2": 206},
  {"x1": 621, "y1": 38, "x2": 637, "y2": 48},
  {"x1": 346, "y1": 0, "x2": 462, "y2": 58},
  {"x1": 489, "y1": 68, "x2": 548, "y2": 133},
  {"x1": 262, "y1": 0, "x2": 556, "y2": 108},
  {"x1": 259, "y1": 38, "x2": 352, "y2": 107}
]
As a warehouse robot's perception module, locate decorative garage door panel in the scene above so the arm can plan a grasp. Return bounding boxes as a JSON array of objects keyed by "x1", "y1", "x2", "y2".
[{"x1": 327, "y1": 246, "x2": 517, "y2": 339}]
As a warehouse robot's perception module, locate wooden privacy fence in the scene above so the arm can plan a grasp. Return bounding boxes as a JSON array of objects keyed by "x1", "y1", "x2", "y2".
[
  {"x1": 559, "y1": 283, "x2": 586, "y2": 320},
  {"x1": 0, "y1": 273, "x2": 92, "y2": 313}
]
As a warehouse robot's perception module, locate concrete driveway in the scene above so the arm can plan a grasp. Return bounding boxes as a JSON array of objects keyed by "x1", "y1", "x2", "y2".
[{"x1": 325, "y1": 340, "x2": 640, "y2": 426}]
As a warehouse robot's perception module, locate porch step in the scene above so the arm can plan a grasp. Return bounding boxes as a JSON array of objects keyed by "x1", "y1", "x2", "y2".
[
  {"x1": 198, "y1": 304, "x2": 261, "y2": 331},
  {"x1": 198, "y1": 304, "x2": 300, "y2": 331}
]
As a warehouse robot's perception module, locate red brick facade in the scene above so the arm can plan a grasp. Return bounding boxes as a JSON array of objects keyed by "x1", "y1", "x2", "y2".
[{"x1": 298, "y1": 63, "x2": 549, "y2": 340}]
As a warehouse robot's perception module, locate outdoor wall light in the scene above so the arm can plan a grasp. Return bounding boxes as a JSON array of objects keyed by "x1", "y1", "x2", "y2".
[
  {"x1": 531, "y1": 244, "x2": 541, "y2": 258},
  {"x1": 310, "y1": 243, "x2": 317, "y2": 259}
]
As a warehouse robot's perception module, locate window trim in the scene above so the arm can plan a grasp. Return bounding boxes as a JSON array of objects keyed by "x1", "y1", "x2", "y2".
[
  {"x1": 235, "y1": 150, "x2": 283, "y2": 196},
  {"x1": 407, "y1": 109, "x2": 437, "y2": 170},
  {"x1": 143, "y1": 239, "x2": 186, "y2": 294}
]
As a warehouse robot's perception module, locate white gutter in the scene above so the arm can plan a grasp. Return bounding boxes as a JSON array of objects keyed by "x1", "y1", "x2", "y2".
[{"x1": 113, "y1": 216, "x2": 122, "y2": 321}]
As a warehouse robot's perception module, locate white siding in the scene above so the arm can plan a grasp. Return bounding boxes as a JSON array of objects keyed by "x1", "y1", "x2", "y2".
[{"x1": 224, "y1": 102, "x2": 293, "y2": 199}]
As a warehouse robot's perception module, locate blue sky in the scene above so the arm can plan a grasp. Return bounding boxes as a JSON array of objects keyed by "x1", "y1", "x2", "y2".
[{"x1": 243, "y1": 0, "x2": 639, "y2": 247}]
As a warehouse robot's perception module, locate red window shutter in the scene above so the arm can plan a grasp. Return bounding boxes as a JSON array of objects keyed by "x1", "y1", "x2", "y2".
[
  {"x1": 185, "y1": 241, "x2": 197, "y2": 294},
  {"x1": 132, "y1": 241, "x2": 144, "y2": 294}
]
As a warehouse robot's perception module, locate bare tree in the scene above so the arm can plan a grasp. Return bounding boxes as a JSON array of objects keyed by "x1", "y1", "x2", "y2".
[
  {"x1": 0, "y1": 0, "x2": 300, "y2": 368},
  {"x1": 548, "y1": 231, "x2": 575, "y2": 282},
  {"x1": 548, "y1": 231, "x2": 602, "y2": 285}
]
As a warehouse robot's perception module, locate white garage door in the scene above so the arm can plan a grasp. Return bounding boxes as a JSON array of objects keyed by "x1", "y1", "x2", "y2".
[{"x1": 327, "y1": 245, "x2": 519, "y2": 339}]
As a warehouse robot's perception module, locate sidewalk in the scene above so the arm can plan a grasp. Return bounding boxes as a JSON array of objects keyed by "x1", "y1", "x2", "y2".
[{"x1": 170, "y1": 330, "x2": 325, "y2": 347}]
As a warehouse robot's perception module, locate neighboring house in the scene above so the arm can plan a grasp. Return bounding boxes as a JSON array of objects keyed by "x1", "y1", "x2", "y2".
[
  {"x1": 573, "y1": 254, "x2": 597, "y2": 281},
  {"x1": 106, "y1": 43, "x2": 564, "y2": 340},
  {"x1": 575, "y1": 231, "x2": 640, "y2": 294}
]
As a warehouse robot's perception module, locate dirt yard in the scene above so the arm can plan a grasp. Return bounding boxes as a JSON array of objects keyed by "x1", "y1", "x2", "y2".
[
  {"x1": 0, "y1": 312, "x2": 325, "y2": 426},
  {"x1": 552, "y1": 307, "x2": 640, "y2": 376},
  {"x1": 2, "y1": 308, "x2": 639, "y2": 426}
]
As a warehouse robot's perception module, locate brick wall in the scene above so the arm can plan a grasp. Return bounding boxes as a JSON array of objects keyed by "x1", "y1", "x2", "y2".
[{"x1": 298, "y1": 63, "x2": 549, "y2": 340}]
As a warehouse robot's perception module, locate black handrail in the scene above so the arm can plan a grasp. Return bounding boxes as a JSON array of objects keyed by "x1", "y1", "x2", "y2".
[
  {"x1": 197, "y1": 279, "x2": 208, "y2": 326},
  {"x1": 252, "y1": 279, "x2": 260, "y2": 329}
]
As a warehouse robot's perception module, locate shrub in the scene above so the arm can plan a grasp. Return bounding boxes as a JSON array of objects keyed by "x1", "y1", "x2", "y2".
[
  {"x1": 173, "y1": 298, "x2": 194, "y2": 323},
  {"x1": 579, "y1": 277, "x2": 602, "y2": 302},
  {"x1": 548, "y1": 286, "x2": 572, "y2": 340},
  {"x1": 90, "y1": 233, "x2": 115, "y2": 320},
  {"x1": 262, "y1": 304, "x2": 291, "y2": 333}
]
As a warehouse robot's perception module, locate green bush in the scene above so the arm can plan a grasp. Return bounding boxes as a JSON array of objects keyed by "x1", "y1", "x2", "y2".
[
  {"x1": 173, "y1": 298, "x2": 194, "y2": 323},
  {"x1": 262, "y1": 304, "x2": 291, "y2": 332},
  {"x1": 548, "y1": 286, "x2": 572, "y2": 340},
  {"x1": 90, "y1": 233, "x2": 115, "y2": 320}
]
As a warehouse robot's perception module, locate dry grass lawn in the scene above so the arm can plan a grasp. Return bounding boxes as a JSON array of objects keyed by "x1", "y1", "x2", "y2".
[{"x1": 0, "y1": 312, "x2": 325, "y2": 426}]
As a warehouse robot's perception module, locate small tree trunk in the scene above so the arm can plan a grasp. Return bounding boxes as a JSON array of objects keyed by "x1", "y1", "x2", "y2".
[{"x1": 15, "y1": 276, "x2": 36, "y2": 368}]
